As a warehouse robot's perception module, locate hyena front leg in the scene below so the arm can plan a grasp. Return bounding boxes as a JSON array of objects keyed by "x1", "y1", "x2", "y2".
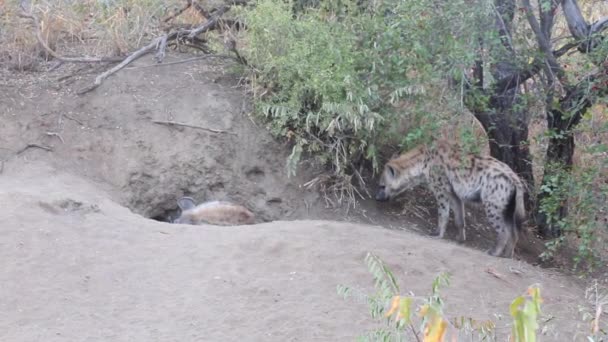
[
  {"x1": 484, "y1": 202, "x2": 511, "y2": 257},
  {"x1": 450, "y1": 194, "x2": 466, "y2": 242},
  {"x1": 430, "y1": 191, "x2": 451, "y2": 239}
]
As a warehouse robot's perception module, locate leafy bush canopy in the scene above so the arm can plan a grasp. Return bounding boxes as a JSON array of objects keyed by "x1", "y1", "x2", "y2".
[{"x1": 236, "y1": 0, "x2": 489, "y2": 179}]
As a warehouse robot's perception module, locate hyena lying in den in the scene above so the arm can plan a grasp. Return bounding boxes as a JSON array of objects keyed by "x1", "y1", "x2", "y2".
[
  {"x1": 173, "y1": 197, "x2": 256, "y2": 226},
  {"x1": 375, "y1": 139, "x2": 526, "y2": 258}
]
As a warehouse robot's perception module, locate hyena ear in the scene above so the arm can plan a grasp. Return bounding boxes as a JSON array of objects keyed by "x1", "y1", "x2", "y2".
[
  {"x1": 177, "y1": 197, "x2": 196, "y2": 211},
  {"x1": 387, "y1": 165, "x2": 398, "y2": 178}
]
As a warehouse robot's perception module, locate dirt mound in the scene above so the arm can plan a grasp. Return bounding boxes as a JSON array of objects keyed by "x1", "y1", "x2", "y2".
[
  {"x1": 0, "y1": 56, "x2": 328, "y2": 225},
  {"x1": 0, "y1": 160, "x2": 588, "y2": 341},
  {"x1": 0, "y1": 56, "x2": 594, "y2": 340}
]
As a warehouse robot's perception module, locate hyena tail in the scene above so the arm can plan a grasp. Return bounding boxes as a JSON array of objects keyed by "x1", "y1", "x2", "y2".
[
  {"x1": 514, "y1": 183, "x2": 526, "y2": 232},
  {"x1": 505, "y1": 183, "x2": 526, "y2": 232}
]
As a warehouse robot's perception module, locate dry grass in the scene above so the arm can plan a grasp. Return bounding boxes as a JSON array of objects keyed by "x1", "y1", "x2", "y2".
[{"x1": 0, "y1": 0, "x2": 218, "y2": 70}]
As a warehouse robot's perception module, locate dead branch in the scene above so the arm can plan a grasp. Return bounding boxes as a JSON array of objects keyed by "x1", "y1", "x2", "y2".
[
  {"x1": 152, "y1": 120, "x2": 235, "y2": 135},
  {"x1": 77, "y1": 33, "x2": 177, "y2": 95},
  {"x1": 78, "y1": 0, "x2": 250, "y2": 94},
  {"x1": 155, "y1": 34, "x2": 170, "y2": 63},
  {"x1": 45, "y1": 132, "x2": 64, "y2": 143},
  {"x1": 10, "y1": 0, "x2": 246, "y2": 94},
  {"x1": 16, "y1": 143, "x2": 53, "y2": 155},
  {"x1": 63, "y1": 113, "x2": 84, "y2": 126}
]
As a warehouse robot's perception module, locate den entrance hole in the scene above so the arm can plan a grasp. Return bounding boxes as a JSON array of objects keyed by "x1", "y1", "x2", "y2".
[
  {"x1": 150, "y1": 207, "x2": 181, "y2": 223},
  {"x1": 124, "y1": 165, "x2": 284, "y2": 226}
]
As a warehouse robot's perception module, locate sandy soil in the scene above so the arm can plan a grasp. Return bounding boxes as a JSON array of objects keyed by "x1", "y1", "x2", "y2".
[
  {"x1": 0, "y1": 56, "x2": 595, "y2": 341},
  {"x1": 0, "y1": 160, "x2": 591, "y2": 341}
]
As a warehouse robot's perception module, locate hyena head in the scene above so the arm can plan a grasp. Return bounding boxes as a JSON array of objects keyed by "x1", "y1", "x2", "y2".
[
  {"x1": 173, "y1": 196, "x2": 197, "y2": 224},
  {"x1": 375, "y1": 148, "x2": 426, "y2": 202}
]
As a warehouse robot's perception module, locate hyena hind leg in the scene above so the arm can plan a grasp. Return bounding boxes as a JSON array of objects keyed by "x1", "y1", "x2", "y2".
[
  {"x1": 450, "y1": 194, "x2": 466, "y2": 242},
  {"x1": 503, "y1": 223, "x2": 519, "y2": 258},
  {"x1": 431, "y1": 194, "x2": 451, "y2": 239},
  {"x1": 485, "y1": 204, "x2": 511, "y2": 257}
]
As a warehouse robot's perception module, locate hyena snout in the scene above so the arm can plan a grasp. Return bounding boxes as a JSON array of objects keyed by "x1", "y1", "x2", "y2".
[{"x1": 375, "y1": 186, "x2": 390, "y2": 202}]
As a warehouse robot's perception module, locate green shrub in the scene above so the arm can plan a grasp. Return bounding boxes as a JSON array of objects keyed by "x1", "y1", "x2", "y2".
[
  {"x1": 538, "y1": 143, "x2": 608, "y2": 272},
  {"x1": 236, "y1": 0, "x2": 486, "y2": 187},
  {"x1": 338, "y1": 252, "x2": 548, "y2": 341}
]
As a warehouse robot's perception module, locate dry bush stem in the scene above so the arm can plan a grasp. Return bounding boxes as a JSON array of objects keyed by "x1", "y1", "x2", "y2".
[{"x1": 45, "y1": 132, "x2": 64, "y2": 143}]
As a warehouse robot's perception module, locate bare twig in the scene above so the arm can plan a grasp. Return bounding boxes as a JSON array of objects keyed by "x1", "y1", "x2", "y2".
[
  {"x1": 155, "y1": 34, "x2": 170, "y2": 63},
  {"x1": 152, "y1": 120, "x2": 235, "y2": 135},
  {"x1": 48, "y1": 61, "x2": 64, "y2": 72},
  {"x1": 63, "y1": 113, "x2": 84, "y2": 126},
  {"x1": 224, "y1": 38, "x2": 249, "y2": 66},
  {"x1": 45, "y1": 132, "x2": 64, "y2": 143},
  {"x1": 16, "y1": 143, "x2": 53, "y2": 155}
]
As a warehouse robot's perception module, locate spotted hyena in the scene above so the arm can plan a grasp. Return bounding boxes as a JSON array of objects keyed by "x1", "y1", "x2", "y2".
[
  {"x1": 375, "y1": 140, "x2": 526, "y2": 258},
  {"x1": 173, "y1": 197, "x2": 256, "y2": 226}
]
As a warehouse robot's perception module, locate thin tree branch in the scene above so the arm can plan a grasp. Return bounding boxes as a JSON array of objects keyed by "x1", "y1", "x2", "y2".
[
  {"x1": 494, "y1": 41, "x2": 577, "y2": 92},
  {"x1": 539, "y1": 0, "x2": 559, "y2": 39},
  {"x1": 562, "y1": 0, "x2": 608, "y2": 53},
  {"x1": 521, "y1": 0, "x2": 567, "y2": 85}
]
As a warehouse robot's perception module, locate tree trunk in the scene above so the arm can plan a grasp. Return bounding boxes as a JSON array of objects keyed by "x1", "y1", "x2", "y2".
[
  {"x1": 535, "y1": 74, "x2": 598, "y2": 237},
  {"x1": 472, "y1": 88, "x2": 535, "y2": 210},
  {"x1": 535, "y1": 132, "x2": 575, "y2": 238}
]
